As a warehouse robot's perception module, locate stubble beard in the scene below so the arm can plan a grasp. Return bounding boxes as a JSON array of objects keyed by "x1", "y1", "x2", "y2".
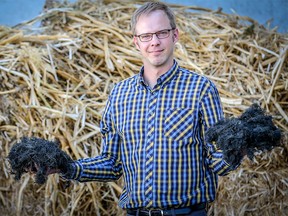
[{"x1": 147, "y1": 52, "x2": 171, "y2": 68}]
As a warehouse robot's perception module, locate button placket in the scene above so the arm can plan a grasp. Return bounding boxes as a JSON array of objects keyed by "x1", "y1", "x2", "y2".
[{"x1": 144, "y1": 90, "x2": 158, "y2": 207}]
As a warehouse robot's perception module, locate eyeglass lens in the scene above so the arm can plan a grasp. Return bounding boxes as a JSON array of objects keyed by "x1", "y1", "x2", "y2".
[{"x1": 138, "y1": 29, "x2": 173, "y2": 42}]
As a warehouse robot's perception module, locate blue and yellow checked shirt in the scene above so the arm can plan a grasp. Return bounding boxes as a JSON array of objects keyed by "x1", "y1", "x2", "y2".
[{"x1": 69, "y1": 60, "x2": 232, "y2": 209}]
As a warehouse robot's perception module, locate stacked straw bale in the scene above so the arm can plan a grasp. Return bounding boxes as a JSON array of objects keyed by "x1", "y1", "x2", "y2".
[{"x1": 0, "y1": 0, "x2": 287, "y2": 215}]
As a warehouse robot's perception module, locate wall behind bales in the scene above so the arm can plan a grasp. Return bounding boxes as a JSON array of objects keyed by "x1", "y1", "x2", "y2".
[{"x1": 0, "y1": 0, "x2": 287, "y2": 215}]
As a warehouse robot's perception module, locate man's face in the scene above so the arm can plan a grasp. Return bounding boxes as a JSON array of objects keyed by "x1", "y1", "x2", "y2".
[{"x1": 133, "y1": 10, "x2": 178, "y2": 69}]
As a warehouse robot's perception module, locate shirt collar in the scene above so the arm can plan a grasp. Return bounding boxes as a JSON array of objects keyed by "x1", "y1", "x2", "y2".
[{"x1": 137, "y1": 60, "x2": 179, "y2": 88}]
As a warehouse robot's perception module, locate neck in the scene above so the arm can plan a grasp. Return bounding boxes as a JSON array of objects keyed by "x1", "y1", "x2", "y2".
[
  {"x1": 143, "y1": 68, "x2": 163, "y2": 88},
  {"x1": 143, "y1": 61, "x2": 174, "y2": 88}
]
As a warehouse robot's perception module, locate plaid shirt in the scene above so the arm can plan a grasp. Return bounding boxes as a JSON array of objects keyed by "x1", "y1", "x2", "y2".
[{"x1": 69, "y1": 60, "x2": 232, "y2": 209}]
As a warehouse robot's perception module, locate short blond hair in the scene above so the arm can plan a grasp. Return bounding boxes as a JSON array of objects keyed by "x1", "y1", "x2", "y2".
[{"x1": 131, "y1": 1, "x2": 176, "y2": 35}]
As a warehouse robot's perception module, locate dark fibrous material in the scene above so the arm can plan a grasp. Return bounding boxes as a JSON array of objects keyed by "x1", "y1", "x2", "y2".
[
  {"x1": 7, "y1": 137, "x2": 73, "y2": 184},
  {"x1": 205, "y1": 103, "x2": 282, "y2": 168}
]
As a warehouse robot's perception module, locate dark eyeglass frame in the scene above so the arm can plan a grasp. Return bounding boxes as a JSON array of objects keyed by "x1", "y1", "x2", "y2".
[{"x1": 134, "y1": 28, "x2": 175, "y2": 42}]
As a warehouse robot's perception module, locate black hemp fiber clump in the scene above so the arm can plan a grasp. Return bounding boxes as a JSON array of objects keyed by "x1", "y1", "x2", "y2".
[
  {"x1": 7, "y1": 137, "x2": 73, "y2": 184},
  {"x1": 205, "y1": 103, "x2": 282, "y2": 168}
]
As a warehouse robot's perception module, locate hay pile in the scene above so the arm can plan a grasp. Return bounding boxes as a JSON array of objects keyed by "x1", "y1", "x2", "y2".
[{"x1": 0, "y1": 0, "x2": 287, "y2": 215}]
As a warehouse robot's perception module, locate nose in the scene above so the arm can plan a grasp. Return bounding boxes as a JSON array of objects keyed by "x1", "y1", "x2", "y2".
[{"x1": 150, "y1": 33, "x2": 160, "y2": 45}]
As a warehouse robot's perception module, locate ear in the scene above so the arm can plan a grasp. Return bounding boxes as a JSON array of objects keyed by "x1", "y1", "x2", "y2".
[
  {"x1": 133, "y1": 36, "x2": 140, "y2": 50},
  {"x1": 173, "y1": 28, "x2": 179, "y2": 43}
]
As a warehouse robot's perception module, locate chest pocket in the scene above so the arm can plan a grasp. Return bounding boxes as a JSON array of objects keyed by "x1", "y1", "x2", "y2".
[{"x1": 164, "y1": 107, "x2": 195, "y2": 141}]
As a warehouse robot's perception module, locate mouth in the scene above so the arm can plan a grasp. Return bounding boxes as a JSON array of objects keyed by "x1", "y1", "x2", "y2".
[{"x1": 149, "y1": 49, "x2": 164, "y2": 55}]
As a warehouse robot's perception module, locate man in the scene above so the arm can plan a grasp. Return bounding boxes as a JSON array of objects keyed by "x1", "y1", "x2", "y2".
[{"x1": 58, "y1": 2, "x2": 235, "y2": 216}]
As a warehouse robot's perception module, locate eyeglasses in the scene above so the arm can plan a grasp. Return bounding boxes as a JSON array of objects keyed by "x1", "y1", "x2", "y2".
[{"x1": 135, "y1": 28, "x2": 175, "y2": 42}]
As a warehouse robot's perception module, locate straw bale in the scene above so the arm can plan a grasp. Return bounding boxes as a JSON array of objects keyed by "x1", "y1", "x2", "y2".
[{"x1": 0, "y1": 0, "x2": 287, "y2": 215}]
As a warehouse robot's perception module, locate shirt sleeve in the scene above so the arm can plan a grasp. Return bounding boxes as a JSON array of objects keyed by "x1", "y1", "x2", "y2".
[
  {"x1": 64, "y1": 89, "x2": 123, "y2": 182},
  {"x1": 200, "y1": 81, "x2": 235, "y2": 176}
]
